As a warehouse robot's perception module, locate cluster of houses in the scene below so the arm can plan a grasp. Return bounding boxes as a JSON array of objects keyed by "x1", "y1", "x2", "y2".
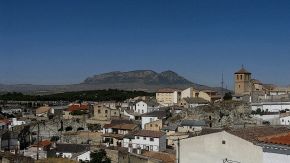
[{"x1": 1, "y1": 68, "x2": 290, "y2": 162}]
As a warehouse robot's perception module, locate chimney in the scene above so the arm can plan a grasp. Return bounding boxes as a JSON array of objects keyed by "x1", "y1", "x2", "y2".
[
  {"x1": 128, "y1": 147, "x2": 133, "y2": 153},
  {"x1": 137, "y1": 147, "x2": 142, "y2": 155}
]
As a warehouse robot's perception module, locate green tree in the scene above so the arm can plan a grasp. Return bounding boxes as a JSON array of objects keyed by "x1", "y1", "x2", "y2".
[
  {"x1": 65, "y1": 126, "x2": 73, "y2": 131},
  {"x1": 223, "y1": 92, "x2": 232, "y2": 101},
  {"x1": 90, "y1": 149, "x2": 111, "y2": 163},
  {"x1": 50, "y1": 136, "x2": 60, "y2": 142}
]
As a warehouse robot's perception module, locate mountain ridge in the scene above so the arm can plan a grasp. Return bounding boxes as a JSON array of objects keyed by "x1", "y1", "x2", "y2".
[{"x1": 0, "y1": 70, "x2": 229, "y2": 95}]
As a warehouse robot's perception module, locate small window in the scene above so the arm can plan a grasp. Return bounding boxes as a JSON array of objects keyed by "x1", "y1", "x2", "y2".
[
  {"x1": 98, "y1": 110, "x2": 101, "y2": 114},
  {"x1": 137, "y1": 136, "x2": 139, "y2": 139},
  {"x1": 282, "y1": 119, "x2": 284, "y2": 122},
  {"x1": 114, "y1": 112, "x2": 116, "y2": 115},
  {"x1": 105, "y1": 110, "x2": 108, "y2": 114},
  {"x1": 143, "y1": 137, "x2": 146, "y2": 140},
  {"x1": 155, "y1": 124, "x2": 158, "y2": 127},
  {"x1": 150, "y1": 138, "x2": 154, "y2": 141},
  {"x1": 150, "y1": 124, "x2": 153, "y2": 127},
  {"x1": 222, "y1": 140, "x2": 226, "y2": 144}
]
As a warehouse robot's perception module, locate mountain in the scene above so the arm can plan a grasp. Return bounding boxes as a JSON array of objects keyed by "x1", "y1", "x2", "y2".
[
  {"x1": 83, "y1": 70, "x2": 192, "y2": 85},
  {"x1": 0, "y1": 70, "x2": 230, "y2": 94}
]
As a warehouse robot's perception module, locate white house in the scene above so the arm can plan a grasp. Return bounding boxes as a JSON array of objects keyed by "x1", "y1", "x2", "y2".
[
  {"x1": 176, "y1": 131, "x2": 263, "y2": 163},
  {"x1": 123, "y1": 130, "x2": 166, "y2": 152},
  {"x1": 9, "y1": 118, "x2": 26, "y2": 129},
  {"x1": 280, "y1": 115, "x2": 290, "y2": 125},
  {"x1": 77, "y1": 151, "x2": 91, "y2": 162},
  {"x1": 55, "y1": 144, "x2": 89, "y2": 159},
  {"x1": 135, "y1": 101, "x2": 159, "y2": 114},
  {"x1": 251, "y1": 102, "x2": 290, "y2": 112},
  {"x1": 141, "y1": 110, "x2": 166, "y2": 129},
  {"x1": 181, "y1": 87, "x2": 193, "y2": 99}
]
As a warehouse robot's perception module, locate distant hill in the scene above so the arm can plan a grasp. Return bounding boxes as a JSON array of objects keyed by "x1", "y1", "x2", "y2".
[
  {"x1": 0, "y1": 70, "x2": 230, "y2": 94},
  {"x1": 83, "y1": 70, "x2": 192, "y2": 85}
]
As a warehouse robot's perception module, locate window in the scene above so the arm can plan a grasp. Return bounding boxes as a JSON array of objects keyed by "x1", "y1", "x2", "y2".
[
  {"x1": 155, "y1": 124, "x2": 158, "y2": 127},
  {"x1": 150, "y1": 124, "x2": 153, "y2": 127},
  {"x1": 240, "y1": 75, "x2": 243, "y2": 80},
  {"x1": 150, "y1": 138, "x2": 154, "y2": 142},
  {"x1": 143, "y1": 137, "x2": 146, "y2": 140},
  {"x1": 222, "y1": 140, "x2": 226, "y2": 144},
  {"x1": 236, "y1": 75, "x2": 239, "y2": 80},
  {"x1": 105, "y1": 110, "x2": 108, "y2": 114},
  {"x1": 137, "y1": 136, "x2": 140, "y2": 139},
  {"x1": 114, "y1": 112, "x2": 116, "y2": 115},
  {"x1": 98, "y1": 110, "x2": 101, "y2": 114},
  {"x1": 142, "y1": 110, "x2": 144, "y2": 114},
  {"x1": 238, "y1": 85, "x2": 241, "y2": 88},
  {"x1": 282, "y1": 119, "x2": 284, "y2": 122}
]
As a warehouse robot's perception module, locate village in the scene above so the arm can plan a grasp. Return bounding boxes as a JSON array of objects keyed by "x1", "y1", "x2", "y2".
[{"x1": 1, "y1": 67, "x2": 290, "y2": 163}]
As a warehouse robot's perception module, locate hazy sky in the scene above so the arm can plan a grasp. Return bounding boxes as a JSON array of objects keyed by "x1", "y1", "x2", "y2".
[{"x1": 1, "y1": 0, "x2": 290, "y2": 88}]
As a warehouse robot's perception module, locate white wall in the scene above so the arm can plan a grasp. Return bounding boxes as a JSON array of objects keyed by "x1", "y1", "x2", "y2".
[
  {"x1": 251, "y1": 102, "x2": 290, "y2": 112},
  {"x1": 280, "y1": 116, "x2": 290, "y2": 125},
  {"x1": 173, "y1": 91, "x2": 180, "y2": 104},
  {"x1": 123, "y1": 135, "x2": 166, "y2": 152},
  {"x1": 136, "y1": 101, "x2": 148, "y2": 114},
  {"x1": 181, "y1": 88, "x2": 193, "y2": 99},
  {"x1": 177, "y1": 131, "x2": 263, "y2": 163},
  {"x1": 141, "y1": 117, "x2": 159, "y2": 129},
  {"x1": 124, "y1": 110, "x2": 135, "y2": 120},
  {"x1": 77, "y1": 151, "x2": 91, "y2": 162},
  {"x1": 263, "y1": 152, "x2": 290, "y2": 163}
]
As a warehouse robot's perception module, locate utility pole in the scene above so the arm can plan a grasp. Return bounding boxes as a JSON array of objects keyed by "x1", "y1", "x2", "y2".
[
  {"x1": 221, "y1": 72, "x2": 224, "y2": 101},
  {"x1": 177, "y1": 138, "x2": 180, "y2": 163},
  {"x1": 36, "y1": 122, "x2": 40, "y2": 160}
]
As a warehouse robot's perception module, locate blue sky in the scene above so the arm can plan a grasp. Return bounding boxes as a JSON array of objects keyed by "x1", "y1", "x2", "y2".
[{"x1": 0, "y1": 0, "x2": 290, "y2": 88}]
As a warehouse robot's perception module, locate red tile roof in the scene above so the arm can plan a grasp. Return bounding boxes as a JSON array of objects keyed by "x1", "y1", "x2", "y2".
[
  {"x1": 258, "y1": 132, "x2": 290, "y2": 146},
  {"x1": 67, "y1": 104, "x2": 88, "y2": 112},
  {"x1": 227, "y1": 126, "x2": 290, "y2": 143},
  {"x1": 32, "y1": 140, "x2": 52, "y2": 148},
  {"x1": 134, "y1": 130, "x2": 166, "y2": 138}
]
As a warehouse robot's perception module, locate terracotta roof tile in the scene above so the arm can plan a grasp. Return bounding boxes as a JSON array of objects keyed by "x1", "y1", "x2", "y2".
[
  {"x1": 67, "y1": 104, "x2": 88, "y2": 112},
  {"x1": 258, "y1": 132, "x2": 290, "y2": 146},
  {"x1": 134, "y1": 130, "x2": 165, "y2": 138}
]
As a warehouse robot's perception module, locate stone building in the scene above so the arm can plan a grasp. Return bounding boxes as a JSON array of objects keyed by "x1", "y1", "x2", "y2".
[{"x1": 234, "y1": 67, "x2": 252, "y2": 95}]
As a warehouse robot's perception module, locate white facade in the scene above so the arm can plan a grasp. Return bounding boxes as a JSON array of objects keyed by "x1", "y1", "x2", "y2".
[
  {"x1": 251, "y1": 102, "x2": 290, "y2": 112},
  {"x1": 280, "y1": 116, "x2": 290, "y2": 125},
  {"x1": 263, "y1": 151, "x2": 290, "y2": 163},
  {"x1": 177, "y1": 131, "x2": 263, "y2": 163},
  {"x1": 141, "y1": 116, "x2": 159, "y2": 129},
  {"x1": 173, "y1": 91, "x2": 181, "y2": 104},
  {"x1": 181, "y1": 87, "x2": 193, "y2": 99},
  {"x1": 9, "y1": 118, "x2": 26, "y2": 129},
  {"x1": 123, "y1": 135, "x2": 166, "y2": 152},
  {"x1": 123, "y1": 110, "x2": 135, "y2": 120},
  {"x1": 135, "y1": 101, "x2": 148, "y2": 114},
  {"x1": 77, "y1": 151, "x2": 91, "y2": 162},
  {"x1": 56, "y1": 152, "x2": 73, "y2": 159}
]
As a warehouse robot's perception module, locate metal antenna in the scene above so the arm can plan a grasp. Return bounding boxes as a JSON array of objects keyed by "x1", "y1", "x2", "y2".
[{"x1": 221, "y1": 72, "x2": 224, "y2": 100}]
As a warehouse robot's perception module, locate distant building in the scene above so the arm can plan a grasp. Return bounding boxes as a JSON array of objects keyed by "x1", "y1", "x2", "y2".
[
  {"x1": 134, "y1": 100, "x2": 159, "y2": 114},
  {"x1": 93, "y1": 104, "x2": 120, "y2": 121},
  {"x1": 102, "y1": 123, "x2": 139, "y2": 147},
  {"x1": 179, "y1": 97, "x2": 209, "y2": 108},
  {"x1": 234, "y1": 66, "x2": 252, "y2": 95},
  {"x1": 156, "y1": 88, "x2": 181, "y2": 106},
  {"x1": 123, "y1": 130, "x2": 166, "y2": 152},
  {"x1": 141, "y1": 110, "x2": 166, "y2": 129},
  {"x1": 36, "y1": 105, "x2": 54, "y2": 117}
]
